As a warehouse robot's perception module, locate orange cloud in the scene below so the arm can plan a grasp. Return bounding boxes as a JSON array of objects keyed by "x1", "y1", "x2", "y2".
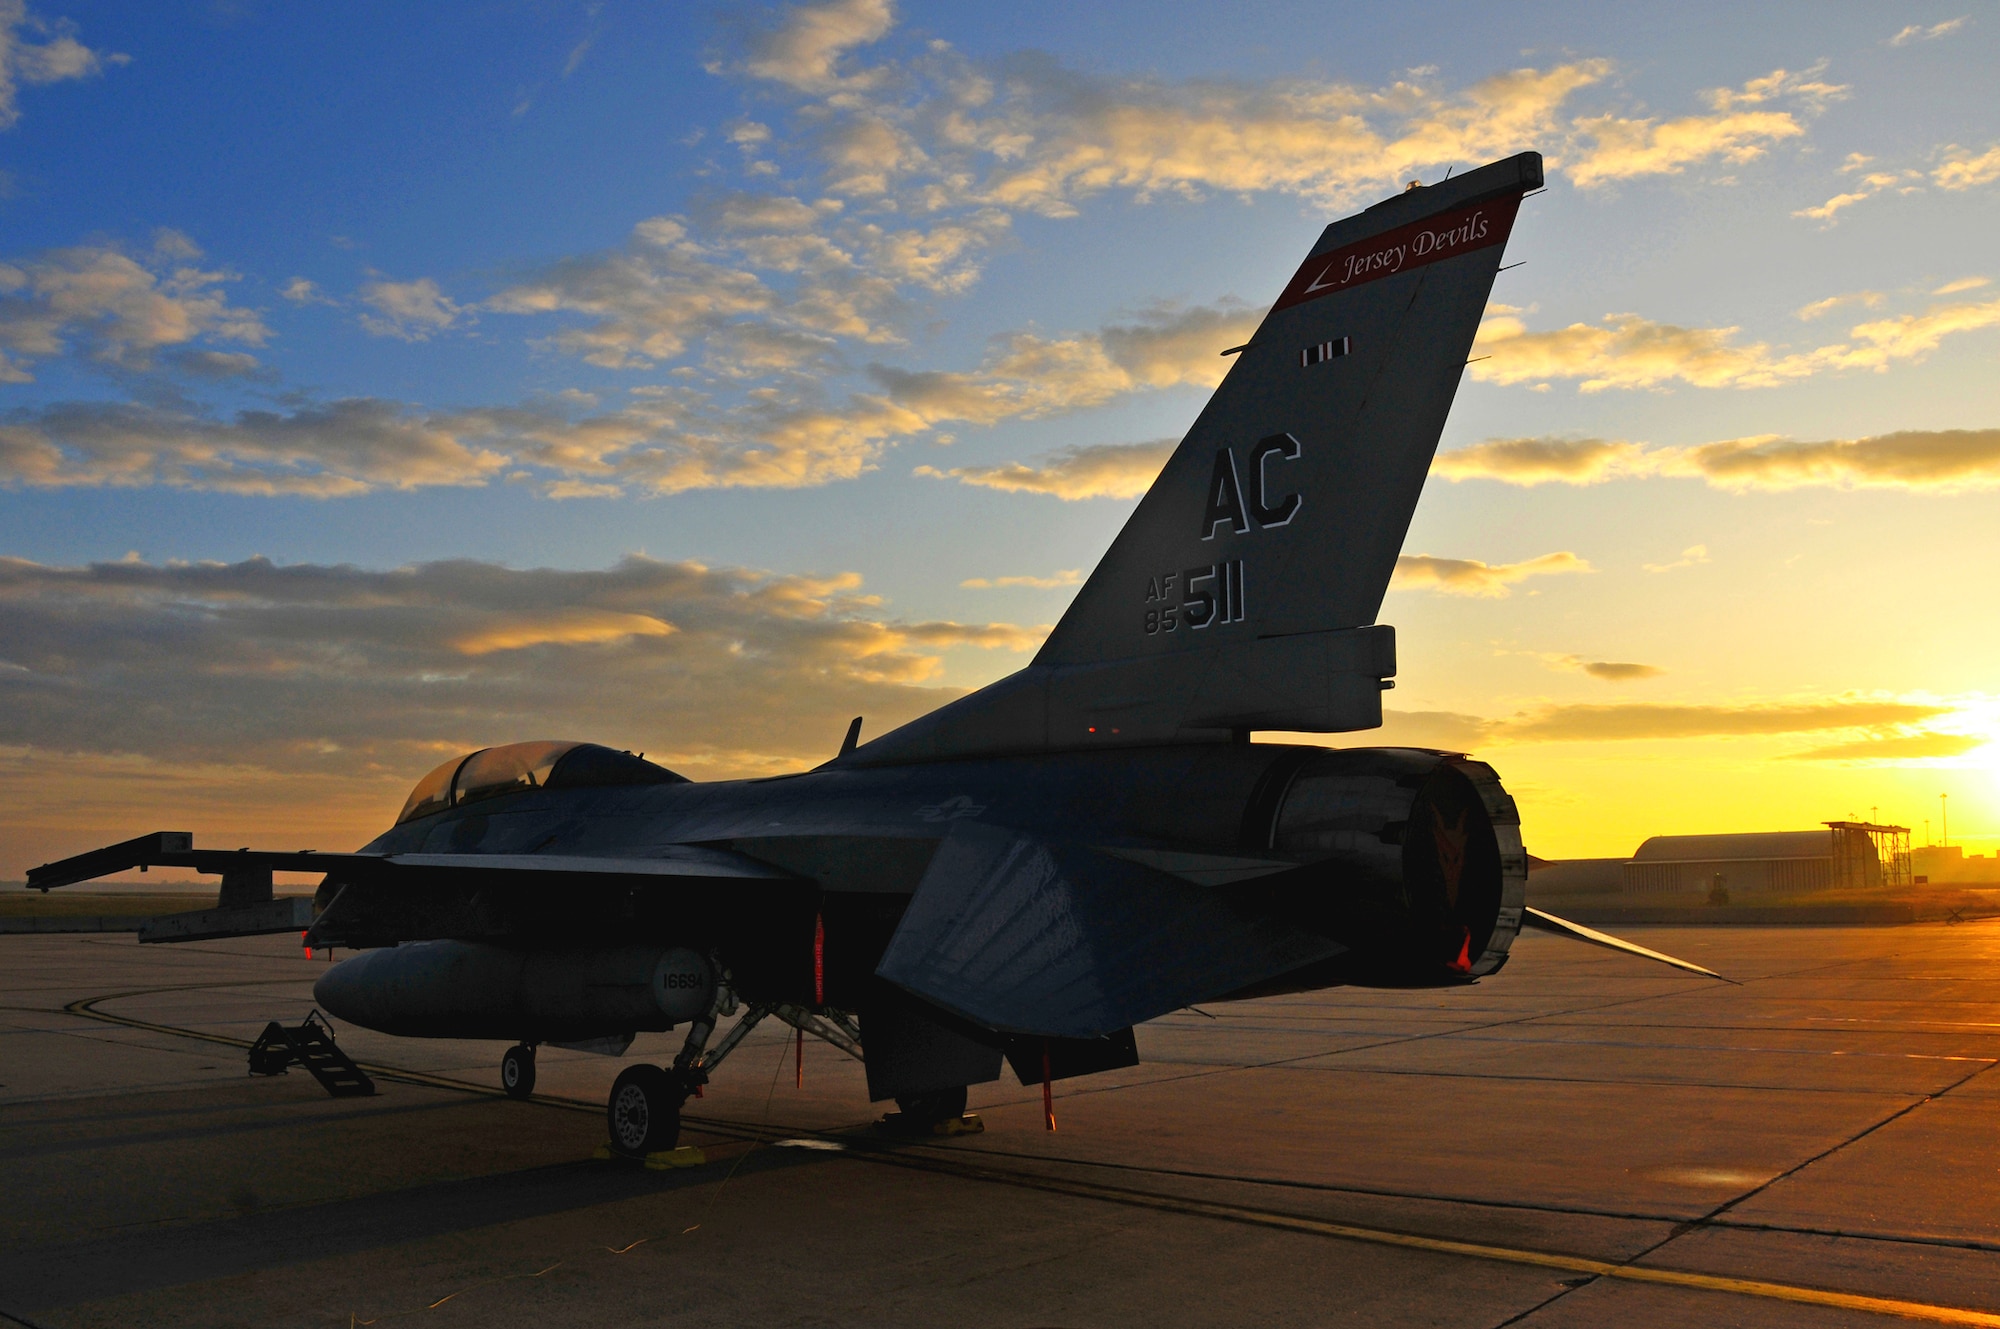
[
  {"x1": 1502, "y1": 699, "x2": 1946, "y2": 743},
  {"x1": 1434, "y1": 429, "x2": 2000, "y2": 494},
  {"x1": 1784, "y1": 731, "x2": 1985, "y2": 762},
  {"x1": 1390, "y1": 552, "x2": 1591, "y2": 598},
  {"x1": 451, "y1": 610, "x2": 676, "y2": 655},
  {"x1": 1684, "y1": 429, "x2": 2000, "y2": 491},
  {"x1": 919, "y1": 439, "x2": 1176, "y2": 501},
  {"x1": 1431, "y1": 437, "x2": 1646, "y2": 485},
  {"x1": 1935, "y1": 143, "x2": 2000, "y2": 190},
  {"x1": 961, "y1": 569, "x2": 1082, "y2": 589}
]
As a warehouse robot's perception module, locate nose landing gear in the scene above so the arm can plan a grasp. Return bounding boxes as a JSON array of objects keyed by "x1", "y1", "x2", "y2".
[{"x1": 501, "y1": 1043, "x2": 536, "y2": 1099}]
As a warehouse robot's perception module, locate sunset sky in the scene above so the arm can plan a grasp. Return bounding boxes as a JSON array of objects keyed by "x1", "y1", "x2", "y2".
[{"x1": 3, "y1": 0, "x2": 1999, "y2": 876}]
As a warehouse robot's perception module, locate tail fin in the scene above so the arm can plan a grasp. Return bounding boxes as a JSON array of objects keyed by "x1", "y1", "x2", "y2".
[{"x1": 855, "y1": 151, "x2": 1542, "y2": 765}]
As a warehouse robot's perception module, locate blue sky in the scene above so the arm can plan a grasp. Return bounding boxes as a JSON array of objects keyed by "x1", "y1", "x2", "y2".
[{"x1": 3, "y1": 0, "x2": 2000, "y2": 871}]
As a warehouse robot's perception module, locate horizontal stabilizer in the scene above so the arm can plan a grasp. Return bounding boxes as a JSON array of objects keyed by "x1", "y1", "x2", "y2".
[
  {"x1": 1003, "y1": 1029, "x2": 1140, "y2": 1085},
  {"x1": 1522, "y1": 906, "x2": 1734, "y2": 982},
  {"x1": 877, "y1": 821, "x2": 1344, "y2": 1039}
]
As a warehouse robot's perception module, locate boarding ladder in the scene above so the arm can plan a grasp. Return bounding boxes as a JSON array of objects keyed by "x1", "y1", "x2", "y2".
[{"x1": 248, "y1": 1010, "x2": 377, "y2": 1098}]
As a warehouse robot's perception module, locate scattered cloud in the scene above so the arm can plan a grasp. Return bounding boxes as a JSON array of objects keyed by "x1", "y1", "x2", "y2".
[
  {"x1": 1793, "y1": 174, "x2": 1918, "y2": 223},
  {"x1": 877, "y1": 302, "x2": 1254, "y2": 428},
  {"x1": 1431, "y1": 429, "x2": 2000, "y2": 494},
  {"x1": 0, "y1": 8, "x2": 1902, "y2": 515},
  {"x1": 1643, "y1": 544, "x2": 1708, "y2": 573},
  {"x1": 0, "y1": 0, "x2": 126, "y2": 132},
  {"x1": 1566, "y1": 66, "x2": 1840, "y2": 189},
  {"x1": 960, "y1": 569, "x2": 1082, "y2": 589},
  {"x1": 1470, "y1": 288, "x2": 2000, "y2": 391},
  {"x1": 1470, "y1": 310, "x2": 1810, "y2": 391},
  {"x1": 1371, "y1": 696, "x2": 1961, "y2": 751},
  {"x1": 359, "y1": 277, "x2": 464, "y2": 340},
  {"x1": 164, "y1": 348, "x2": 268, "y2": 380},
  {"x1": 0, "y1": 234, "x2": 268, "y2": 379},
  {"x1": 0, "y1": 547, "x2": 1058, "y2": 870},
  {"x1": 562, "y1": 30, "x2": 596, "y2": 79},
  {"x1": 1796, "y1": 288, "x2": 1883, "y2": 320},
  {"x1": 0, "y1": 296, "x2": 1259, "y2": 499},
  {"x1": 1500, "y1": 699, "x2": 1947, "y2": 743},
  {"x1": 919, "y1": 438, "x2": 1176, "y2": 500},
  {"x1": 1540, "y1": 653, "x2": 1666, "y2": 682},
  {"x1": 730, "y1": 21, "x2": 1834, "y2": 215},
  {"x1": 1890, "y1": 17, "x2": 1967, "y2": 46},
  {"x1": 1431, "y1": 436, "x2": 1646, "y2": 485},
  {"x1": 1373, "y1": 709, "x2": 1495, "y2": 752},
  {"x1": 0, "y1": 550, "x2": 1040, "y2": 796},
  {"x1": 1935, "y1": 142, "x2": 2000, "y2": 190},
  {"x1": 450, "y1": 609, "x2": 677, "y2": 656},
  {"x1": 1793, "y1": 152, "x2": 1925, "y2": 224},
  {"x1": 738, "y1": 0, "x2": 893, "y2": 94},
  {"x1": 1934, "y1": 277, "x2": 1990, "y2": 296},
  {"x1": 1577, "y1": 660, "x2": 1664, "y2": 682},
  {"x1": 482, "y1": 211, "x2": 885, "y2": 370},
  {"x1": 1683, "y1": 429, "x2": 2000, "y2": 492},
  {"x1": 1785, "y1": 730, "x2": 1984, "y2": 762},
  {"x1": 280, "y1": 277, "x2": 335, "y2": 305},
  {"x1": 1390, "y1": 551, "x2": 1590, "y2": 598},
  {"x1": 0, "y1": 398, "x2": 512, "y2": 495},
  {"x1": 272, "y1": 14, "x2": 1858, "y2": 514}
]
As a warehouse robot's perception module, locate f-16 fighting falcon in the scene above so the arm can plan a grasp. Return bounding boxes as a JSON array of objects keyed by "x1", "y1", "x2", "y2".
[{"x1": 28, "y1": 150, "x2": 1718, "y2": 1158}]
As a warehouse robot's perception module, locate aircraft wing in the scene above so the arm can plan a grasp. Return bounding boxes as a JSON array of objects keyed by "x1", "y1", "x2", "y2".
[
  {"x1": 25, "y1": 831, "x2": 795, "y2": 891},
  {"x1": 876, "y1": 821, "x2": 1344, "y2": 1040},
  {"x1": 25, "y1": 831, "x2": 804, "y2": 944}
]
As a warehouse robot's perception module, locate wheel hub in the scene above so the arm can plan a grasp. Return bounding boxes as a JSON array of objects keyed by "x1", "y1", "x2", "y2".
[{"x1": 612, "y1": 1083, "x2": 651, "y2": 1151}]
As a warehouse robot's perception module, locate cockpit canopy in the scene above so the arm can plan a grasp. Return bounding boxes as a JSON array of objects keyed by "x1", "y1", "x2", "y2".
[{"x1": 396, "y1": 741, "x2": 687, "y2": 825}]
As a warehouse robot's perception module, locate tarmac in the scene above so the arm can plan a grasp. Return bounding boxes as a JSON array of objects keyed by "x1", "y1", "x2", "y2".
[{"x1": 4, "y1": 921, "x2": 1999, "y2": 1327}]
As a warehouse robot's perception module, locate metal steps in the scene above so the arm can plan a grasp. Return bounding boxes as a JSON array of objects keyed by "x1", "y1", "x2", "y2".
[{"x1": 248, "y1": 1011, "x2": 376, "y2": 1097}]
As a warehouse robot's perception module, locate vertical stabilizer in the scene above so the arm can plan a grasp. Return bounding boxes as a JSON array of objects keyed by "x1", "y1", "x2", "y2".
[{"x1": 854, "y1": 152, "x2": 1541, "y2": 765}]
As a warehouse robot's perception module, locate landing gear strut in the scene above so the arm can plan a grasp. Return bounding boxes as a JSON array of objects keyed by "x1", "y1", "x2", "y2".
[
  {"x1": 501, "y1": 1043, "x2": 536, "y2": 1099},
  {"x1": 604, "y1": 982, "x2": 748, "y2": 1157},
  {"x1": 601, "y1": 971, "x2": 870, "y2": 1157}
]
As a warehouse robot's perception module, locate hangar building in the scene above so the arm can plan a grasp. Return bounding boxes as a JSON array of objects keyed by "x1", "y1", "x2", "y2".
[{"x1": 1533, "y1": 822, "x2": 1911, "y2": 898}]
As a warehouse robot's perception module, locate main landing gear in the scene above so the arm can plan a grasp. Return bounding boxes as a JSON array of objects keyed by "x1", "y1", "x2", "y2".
[
  {"x1": 892, "y1": 1085, "x2": 967, "y2": 1131},
  {"x1": 501, "y1": 1043, "x2": 536, "y2": 1099},
  {"x1": 608, "y1": 1064, "x2": 682, "y2": 1154},
  {"x1": 602, "y1": 993, "x2": 866, "y2": 1158}
]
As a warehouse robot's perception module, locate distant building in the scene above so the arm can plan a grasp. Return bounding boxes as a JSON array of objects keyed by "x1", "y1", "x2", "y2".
[
  {"x1": 1531, "y1": 822, "x2": 1911, "y2": 898},
  {"x1": 1624, "y1": 831, "x2": 1863, "y2": 896},
  {"x1": 1911, "y1": 845, "x2": 2000, "y2": 884}
]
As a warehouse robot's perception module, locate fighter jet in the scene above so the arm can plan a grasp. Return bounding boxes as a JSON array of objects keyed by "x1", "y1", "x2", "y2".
[{"x1": 28, "y1": 150, "x2": 1718, "y2": 1156}]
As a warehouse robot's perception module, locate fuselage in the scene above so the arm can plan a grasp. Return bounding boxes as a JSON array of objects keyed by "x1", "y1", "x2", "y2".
[{"x1": 311, "y1": 740, "x2": 1524, "y2": 1037}]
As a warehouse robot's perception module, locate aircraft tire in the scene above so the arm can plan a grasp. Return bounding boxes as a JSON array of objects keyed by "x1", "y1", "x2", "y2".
[
  {"x1": 894, "y1": 1085, "x2": 967, "y2": 1127},
  {"x1": 607, "y1": 1064, "x2": 680, "y2": 1156},
  {"x1": 501, "y1": 1044, "x2": 536, "y2": 1099}
]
